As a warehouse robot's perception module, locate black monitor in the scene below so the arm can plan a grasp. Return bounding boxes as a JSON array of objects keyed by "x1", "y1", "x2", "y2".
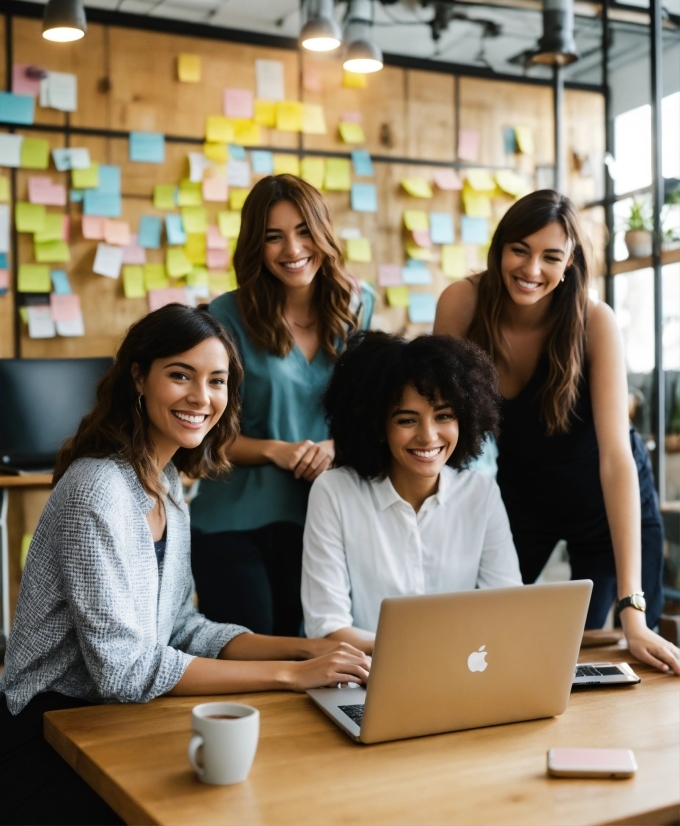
[{"x1": 0, "y1": 357, "x2": 113, "y2": 473}]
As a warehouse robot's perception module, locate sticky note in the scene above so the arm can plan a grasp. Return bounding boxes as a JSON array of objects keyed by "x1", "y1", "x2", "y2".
[
  {"x1": 181, "y1": 206, "x2": 207, "y2": 234},
  {"x1": 402, "y1": 262, "x2": 432, "y2": 284},
  {"x1": 33, "y1": 214, "x2": 64, "y2": 243},
  {"x1": 0, "y1": 269, "x2": 8, "y2": 293},
  {"x1": 405, "y1": 244, "x2": 435, "y2": 262},
  {"x1": 401, "y1": 178, "x2": 433, "y2": 199},
  {"x1": 351, "y1": 150, "x2": 374, "y2": 177},
  {"x1": 93, "y1": 243, "x2": 124, "y2": 279},
  {"x1": 229, "y1": 189, "x2": 249, "y2": 211},
  {"x1": 207, "y1": 225, "x2": 227, "y2": 250},
  {"x1": 98, "y1": 166, "x2": 121, "y2": 194},
  {"x1": 442, "y1": 245, "x2": 467, "y2": 279},
  {"x1": 15, "y1": 202, "x2": 46, "y2": 233},
  {"x1": 18, "y1": 264, "x2": 51, "y2": 292},
  {"x1": 165, "y1": 214, "x2": 187, "y2": 246},
  {"x1": 411, "y1": 229, "x2": 432, "y2": 248},
  {"x1": 342, "y1": 111, "x2": 362, "y2": 124},
  {"x1": 0, "y1": 206, "x2": 8, "y2": 253},
  {"x1": 462, "y1": 187, "x2": 492, "y2": 218},
  {"x1": 83, "y1": 191, "x2": 122, "y2": 218},
  {"x1": 177, "y1": 180, "x2": 203, "y2": 207},
  {"x1": 202, "y1": 176, "x2": 228, "y2": 202},
  {"x1": 35, "y1": 240, "x2": 70, "y2": 263},
  {"x1": 300, "y1": 157, "x2": 325, "y2": 190},
  {"x1": 232, "y1": 120, "x2": 261, "y2": 147},
  {"x1": 429, "y1": 213, "x2": 455, "y2": 245},
  {"x1": 178, "y1": 54, "x2": 201, "y2": 83},
  {"x1": 228, "y1": 145, "x2": 246, "y2": 161},
  {"x1": 154, "y1": 184, "x2": 177, "y2": 210},
  {"x1": 28, "y1": 177, "x2": 66, "y2": 206},
  {"x1": 255, "y1": 59, "x2": 285, "y2": 102},
  {"x1": 301, "y1": 104, "x2": 327, "y2": 135},
  {"x1": 148, "y1": 287, "x2": 189, "y2": 312},
  {"x1": 460, "y1": 216, "x2": 489, "y2": 245},
  {"x1": 251, "y1": 150, "x2": 274, "y2": 175},
  {"x1": 386, "y1": 286, "x2": 409, "y2": 307},
  {"x1": 273, "y1": 154, "x2": 300, "y2": 176},
  {"x1": 495, "y1": 170, "x2": 528, "y2": 197},
  {"x1": 138, "y1": 216, "x2": 163, "y2": 249},
  {"x1": 144, "y1": 263, "x2": 169, "y2": 291},
  {"x1": 20, "y1": 139, "x2": 50, "y2": 170},
  {"x1": 187, "y1": 266, "x2": 209, "y2": 287},
  {"x1": 325, "y1": 158, "x2": 351, "y2": 192},
  {"x1": 378, "y1": 264, "x2": 402, "y2": 287},
  {"x1": 224, "y1": 88, "x2": 254, "y2": 119},
  {"x1": 203, "y1": 142, "x2": 228, "y2": 163},
  {"x1": 40, "y1": 72, "x2": 77, "y2": 112},
  {"x1": 503, "y1": 126, "x2": 518, "y2": 155},
  {"x1": 27, "y1": 305, "x2": 55, "y2": 339},
  {"x1": 465, "y1": 169, "x2": 495, "y2": 192},
  {"x1": 166, "y1": 247, "x2": 193, "y2": 278},
  {"x1": 52, "y1": 147, "x2": 90, "y2": 171},
  {"x1": 228, "y1": 160, "x2": 251, "y2": 188},
  {"x1": 50, "y1": 293, "x2": 80, "y2": 322},
  {"x1": 254, "y1": 100, "x2": 277, "y2": 127},
  {"x1": 0, "y1": 92, "x2": 35, "y2": 125},
  {"x1": 70, "y1": 189, "x2": 83, "y2": 202},
  {"x1": 515, "y1": 126, "x2": 534, "y2": 155},
  {"x1": 104, "y1": 220, "x2": 131, "y2": 246},
  {"x1": 129, "y1": 132, "x2": 165, "y2": 163},
  {"x1": 82, "y1": 215, "x2": 105, "y2": 240},
  {"x1": 0, "y1": 178, "x2": 8, "y2": 203},
  {"x1": 206, "y1": 116, "x2": 235, "y2": 144},
  {"x1": 343, "y1": 70, "x2": 366, "y2": 88},
  {"x1": 56, "y1": 312, "x2": 85, "y2": 337},
  {"x1": 72, "y1": 163, "x2": 99, "y2": 189},
  {"x1": 276, "y1": 101, "x2": 303, "y2": 132},
  {"x1": 12, "y1": 64, "x2": 43, "y2": 97},
  {"x1": 51, "y1": 270, "x2": 72, "y2": 295},
  {"x1": 121, "y1": 234, "x2": 147, "y2": 265},
  {"x1": 303, "y1": 66, "x2": 322, "y2": 93},
  {"x1": 408, "y1": 293, "x2": 436, "y2": 324},
  {"x1": 433, "y1": 168, "x2": 463, "y2": 191},
  {"x1": 346, "y1": 237, "x2": 371, "y2": 263},
  {"x1": 403, "y1": 210, "x2": 429, "y2": 232},
  {"x1": 123, "y1": 265, "x2": 146, "y2": 298},
  {"x1": 338, "y1": 122, "x2": 365, "y2": 144},
  {"x1": 457, "y1": 130, "x2": 480, "y2": 162},
  {"x1": 0, "y1": 134, "x2": 24, "y2": 168},
  {"x1": 207, "y1": 247, "x2": 229, "y2": 270},
  {"x1": 208, "y1": 270, "x2": 238, "y2": 296},
  {"x1": 218, "y1": 211, "x2": 241, "y2": 238},
  {"x1": 351, "y1": 183, "x2": 377, "y2": 213},
  {"x1": 184, "y1": 233, "x2": 207, "y2": 265}
]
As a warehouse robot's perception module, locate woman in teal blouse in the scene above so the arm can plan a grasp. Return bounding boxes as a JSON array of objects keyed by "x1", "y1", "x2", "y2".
[{"x1": 191, "y1": 174, "x2": 374, "y2": 635}]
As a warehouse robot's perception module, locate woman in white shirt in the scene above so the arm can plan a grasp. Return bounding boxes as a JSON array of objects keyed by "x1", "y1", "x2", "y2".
[{"x1": 302, "y1": 331, "x2": 522, "y2": 653}]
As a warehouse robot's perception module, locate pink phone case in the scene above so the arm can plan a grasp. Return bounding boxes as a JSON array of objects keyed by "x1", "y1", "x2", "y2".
[{"x1": 547, "y1": 747, "x2": 638, "y2": 778}]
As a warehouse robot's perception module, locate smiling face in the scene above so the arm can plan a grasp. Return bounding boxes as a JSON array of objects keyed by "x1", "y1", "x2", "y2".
[
  {"x1": 500, "y1": 222, "x2": 573, "y2": 307},
  {"x1": 133, "y1": 336, "x2": 231, "y2": 465},
  {"x1": 262, "y1": 200, "x2": 322, "y2": 292}
]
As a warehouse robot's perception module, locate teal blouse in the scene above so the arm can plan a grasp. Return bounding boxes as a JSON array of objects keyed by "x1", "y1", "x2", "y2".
[{"x1": 190, "y1": 286, "x2": 374, "y2": 533}]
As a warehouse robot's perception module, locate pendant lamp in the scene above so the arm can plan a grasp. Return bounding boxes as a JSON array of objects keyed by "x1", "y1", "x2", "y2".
[
  {"x1": 43, "y1": 0, "x2": 87, "y2": 42},
  {"x1": 300, "y1": 0, "x2": 342, "y2": 51},
  {"x1": 532, "y1": 0, "x2": 579, "y2": 65},
  {"x1": 343, "y1": 0, "x2": 383, "y2": 73}
]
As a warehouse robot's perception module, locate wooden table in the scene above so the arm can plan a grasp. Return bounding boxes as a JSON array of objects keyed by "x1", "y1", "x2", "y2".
[{"x1": 45, "y1": 642, "x2": 679, "y2": 826}]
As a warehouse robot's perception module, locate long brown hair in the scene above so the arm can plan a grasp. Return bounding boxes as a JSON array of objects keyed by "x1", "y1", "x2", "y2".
[
  {"x1": 53, "y1": 304, "x2": 244, "y2": 500},
  {"x1": 234, "y1": 174, "x2": 356, "y2": 357},
  {"x1": 468, "y1": 190, "x2": 590, "y2": 436}
]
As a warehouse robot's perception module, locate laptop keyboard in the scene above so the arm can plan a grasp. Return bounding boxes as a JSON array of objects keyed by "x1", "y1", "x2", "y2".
[
  {"x1": 575, "y1": 665, "x2": 623, "y2": 678},
  {"x1": 339, "y1": 704, "x2": 365, "y2": 726}
]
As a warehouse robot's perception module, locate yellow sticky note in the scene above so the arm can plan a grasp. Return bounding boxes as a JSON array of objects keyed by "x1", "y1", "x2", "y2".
[
  {"x1": 18, "y1": 264, "x2": 51, "y2": 292},
  {"x1": 72, "y1": 163, "x2": 99, "y2": 190},
  {"x1": 301, "y1": 104, "x2": 327, "y2": 135},
  {"x1": 20, "y1": 533, "x2": 32, "y2": 570},
  {"x1": 178, "y1": 54, "x2": 201, "y2": 83},
  {"x1": 273, "y1": 154, "x2": 300, "y2": 176},
  {"x1": 403, "y1": 210, "x2": 429, "y2": 232},
  {"x1": 177, "y1": 180, "x2": 203, "y2": 207},
  {"x1": 15, "y1": 202, "x2": 46, "y2": 233},
  {"x1": 495, "y1": 170, "x2": 529, "y2": 198},
  {"x1": 515, "y1": 126, "x2": 534, "y2": 155},
  {"x1": 218, "y1": 211, "x2": 241, "y2": 239},
  {"x1": 401, "y1": 178, "x2": 433, "y2": 199},
  {"x1": 20, "y1": 139, "x2": 50, "y2": 170},
  {"x1": 276, "y1": 101, "x2": 303, "y2": 132},
  {"x1": 203, "y1": 142, "x2": 228, "y2": 163},
  {"x1": 167, "y1": 247, "x2": 193, "y2": 278},
  {"x1": 206, "y1": 116, "x2": 235, "y2": 144},
  {"x1": 405, "y1": 243, "x2": 435, "y2": 262},
  {"x1": 254, "y1": 100, "x2": 277, "y2": 127},
  {"x1": 19, "y1": 307, "x2": 29, "y2": 324},
  {"x1": 184, "y1": 233, "x2": 207, "y2": 265},
  {"x1": 154, "y1": 184, "x2": 176, "y2": 210},
  {"x1": 34, "y1": 240, "x2": 70, "y2": 263},
  {"x1": 187, "y1": 266, "x2": 209, "y2": 287},
  {"x1": 300, "y1": 157, "x2": 325, "y2": 190},
  {"x1": 181, "y1": 206, "x2": 207, "y2": 234},
  {"x1": 462, "y1": 187, "x2": 492, "y2": 218},
  {"x1": 441, "y1": 245, "x2": 467, "y2": 280},
  {"x1": 229, "y1": 189, "x2": 249, "y2": 211},
  {"x1": 123, "y1": 265, "x2": 146, "y2": 298},
  {"x1": 143, "y1": 263, "x2": 169, "y2": 291},
  {"x1": 346, "y1": 237, "x2": 371, "y2": 263},
  {"x1": 465, "y1": 169, "x2": 496, "y2": 192},
  {"x1": 324, "y1": 158, "x2": 351, "y2": 192},
  {"x1": 233, "y1": 119, "x2": 261, "y2": 147},
  {"x1": 343, "y1": 70, "x2": 367, "y2": 88},
  {"x1": 386, "y1": 286, "x2": 410, "y2": 307},
  {"x1": 0, "y1": 177, "x2": 9, "y2": 202},
  {"x1": 338, "y1": 122, "x2": 365, "y2": 144},
  {"x1": 209, "y1": 270, "x2": 238, "y2": 296},
  {"x1": 34, "y1": 213, "x2": 64, "y2": 243}
]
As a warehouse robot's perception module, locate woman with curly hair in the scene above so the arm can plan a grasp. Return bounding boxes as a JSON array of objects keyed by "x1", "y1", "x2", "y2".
[
  {"x1": 301, "y1": 331, "x2": 522, "y2": 653},
  {"x1": 190, "y1": 175, "x2": 374, "y2": 637}
]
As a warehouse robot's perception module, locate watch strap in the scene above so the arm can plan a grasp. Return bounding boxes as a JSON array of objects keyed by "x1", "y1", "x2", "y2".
[{"x1": 616, "y1": 593, "x2": 646, "y2": 614}]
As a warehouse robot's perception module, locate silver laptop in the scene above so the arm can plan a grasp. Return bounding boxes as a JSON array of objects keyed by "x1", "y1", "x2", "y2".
[
  {"x1": 307, "y1": 580, "x2": 593, "y2": 744},
  {"x1": 573, "y1": 661, "x2": 640, "y2": 685}
]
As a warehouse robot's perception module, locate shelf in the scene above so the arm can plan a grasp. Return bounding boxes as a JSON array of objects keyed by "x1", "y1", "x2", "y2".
[
  {"x1": 0, "y1": 474, "x2": 53, "y2": 488},
  {"x1": 611, "y1": 246, "x2": 680, "y2": 276}
]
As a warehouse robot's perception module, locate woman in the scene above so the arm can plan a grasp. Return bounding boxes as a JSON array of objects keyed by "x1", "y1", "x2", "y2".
[
  {"x1": 190, "y1": 175, "x2": 374, "y2": 636},
  {"x1": 434, "y1": 189, "x2": 680, "y2": 675},
  {"x1": 301, "y1": 331, "x2": 522, "y2": 653},
  {"x1": 0, "y1": 305, "x2": 370, "y2": 825}
]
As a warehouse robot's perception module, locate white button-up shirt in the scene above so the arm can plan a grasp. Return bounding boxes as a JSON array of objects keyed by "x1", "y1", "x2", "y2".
[{"x1": 302, "y1": 465, "x2": 522, "y2": 638}]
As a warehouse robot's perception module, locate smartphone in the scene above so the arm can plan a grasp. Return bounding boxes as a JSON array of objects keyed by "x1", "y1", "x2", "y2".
[{"x1": 547, "y1": 747, "x2": 638, "y2": 778}]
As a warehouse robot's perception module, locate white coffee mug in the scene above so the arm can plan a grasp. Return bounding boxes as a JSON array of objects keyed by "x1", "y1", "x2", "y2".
[{"x1": 187, "y1": 702, "x2": 260, "y2": 785}]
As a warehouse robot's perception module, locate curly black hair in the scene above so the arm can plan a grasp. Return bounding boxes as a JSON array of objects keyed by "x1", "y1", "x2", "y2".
[{"x1": 324, "y1": 331, "x2": 500, "y2": 480}]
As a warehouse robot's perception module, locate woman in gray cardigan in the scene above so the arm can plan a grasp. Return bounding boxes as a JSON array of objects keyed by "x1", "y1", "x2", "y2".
[{"x1": 0, "y1": 304, "x2": 369, "y2": 825}]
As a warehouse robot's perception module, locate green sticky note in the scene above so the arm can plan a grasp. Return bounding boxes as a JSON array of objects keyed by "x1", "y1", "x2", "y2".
[
  {"x1": 324, "y1": 158, "x2": 351, "y2": 192},
  {"x1": 20, "y1": 139, "x2": 50, "y2": 170},
  {"x1": 177, "y1": 180, "x2": 202, "y2": 207},
  {"x1": 181, "y1": 206, "x2": 207, "y2": 234},
  {"x1": 386, "y1": 286, "x2": 410, "y2": 308},
  {"x1": 345, "y1": 237, "x2": 372, "y2": 263},
  {"x1": 72, "y1": 163, "x2": 100, "y2": 190},
  {"x1": 217, "y1": 211, "x2": 241, "y2": 238},
  {"x1": 154, "y1": 184, "x2": 177, "y2": 210},
  {"x1": 187, "y1": 266, "x2": 209, "y2": 286},
  {"x1": 166, "y1": 248, "x2": 193, "y2": 278},
  {"x1": 34, "y1": 240, "x2": 70, "y2": 263},
  {"x1": 20, "y1": 533, "x2": 33, "y2": 570},
  {"x1": 15, "y1": 202, "x2": 46, "y2": 233},
  {"x1": 34, "y1": 213, "x2": 64, "y2": 243},
  {"x1": 0, "y1": 177, "x2": 9, "y2": 202},
  {"x1": 123, "y1": 266, "x2": 146, "y2": 298},
  {"x1": 18, "y1": 264, "x2": 51, "y2": 292},
  {"x1": 143, "y1": 263, "x2": 169, "y2": 291}
]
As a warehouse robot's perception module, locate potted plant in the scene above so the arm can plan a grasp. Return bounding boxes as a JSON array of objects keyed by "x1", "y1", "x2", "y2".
[
  {"x1": 624, "y1": 199, "x2": 653, "y2": 258},
  {"x1": 667, "y1": 381, "x2": 680, "y2": 454}
]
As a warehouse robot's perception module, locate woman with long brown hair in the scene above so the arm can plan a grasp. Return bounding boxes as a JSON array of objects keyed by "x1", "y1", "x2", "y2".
[
  {"x1": 435, "y1": 189, "x2": 679, "y2": 675},
  {"x1": 190, "y1": 174, "x2": 374, "y2": 637}
]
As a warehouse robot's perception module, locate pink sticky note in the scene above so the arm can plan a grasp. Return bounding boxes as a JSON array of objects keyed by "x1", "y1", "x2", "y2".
[
  {"x1": 121, "y1": 234, "x2": 147, "y2": 265},
  {"x1": 148, "y1": 287, "x2": 189, "y2": 312},
  {"x1": 223, "y1": 89, "x2": 254, "y2": 119},
  {"x1": 0, "y1": 270, "x2": 9, "y2": 290},
  {"x1": 303, "y1": 67, "x2": 322, "y2": 93},
  {"x1": 12, "y1": 64, "x2": 43, "y2": 97},
  {"x1": 207, "y1": 248, "x2": 229, "y2": 270},
  {"x1": 202, "y1": 177, "x2": 228, "y2": 202},
  {"x1": 28, "y1": 177, "x2": 67, "y2": 206},
  {"x1": 342, "y1": 111, "x2": 362, "y2": 124},
  {"x1": 378, "y1": 264, "x2": 402, "y2": 287},
  {"x1": 104, "y1": 220, "x2": 132, "y2": 246},
  {"x1": 207, "y1": 225, "x2": 227, "y2": 250},
  {"x1": 82, "y1": 216, "x2": 105, "y2": 240},
  {"x1": 433, "y1": 168, "x2": 463, "y2": 191},
  {"x1": 61, "y1": 215, "x2": 70, "y2": 242},
  {"x1": 457, "y1": 130, "x2": 480, "y2": 163},
  {"x1": 50, "y1": 293, "x2": 81, "y2": 322},
  {"x1": 412, "y1": 229, "x2": 432, "y2": 248}
]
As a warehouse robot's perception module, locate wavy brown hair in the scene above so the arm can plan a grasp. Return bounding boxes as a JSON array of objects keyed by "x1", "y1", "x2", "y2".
[
  {"x1": 234, "y1": 174, "x2": 357, "y2": 357},
  {"x1": 53, "y1": 304, "x2": 244, "y2": 501},
  {"x1": 468, "y1": 190, "x2": 590, "y2": 436}
]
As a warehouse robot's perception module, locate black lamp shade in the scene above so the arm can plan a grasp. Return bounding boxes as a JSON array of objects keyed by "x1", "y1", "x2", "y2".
[{"x1": 43, "y1": 0, "x2": 87, "y2": 41}]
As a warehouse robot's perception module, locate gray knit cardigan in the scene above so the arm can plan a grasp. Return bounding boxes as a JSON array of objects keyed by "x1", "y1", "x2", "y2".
[{"x1": 0, "y1": 456, "x2": 249, "y2": 715}]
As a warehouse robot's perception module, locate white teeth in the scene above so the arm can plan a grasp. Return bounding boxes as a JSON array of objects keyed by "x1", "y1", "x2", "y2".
[
  {"x1": 410, "y1": 447, "x2": 443, "y2": 458},
  {"x1": 516, "y1": 278, "x2": 540, "y2": 290},
  {"x1": 173, "y1": 412, "x2": 207, "y2": 424},
  {"x1": 281, "y1": 258, "x2": 309, "y2": 271}
]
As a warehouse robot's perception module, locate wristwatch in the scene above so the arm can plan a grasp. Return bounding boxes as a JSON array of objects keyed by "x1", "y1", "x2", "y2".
[{"x1": 616, "y1": 592, "x2": 646, "y2": 614}]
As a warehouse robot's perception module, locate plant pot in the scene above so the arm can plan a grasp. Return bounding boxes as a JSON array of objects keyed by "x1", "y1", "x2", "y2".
[
  {"x1": 625, "y1": 230, "x2": 653, "y2": 259},
  {"x1": 666, "y1": 434, "x2": 680, "y2": 453}
]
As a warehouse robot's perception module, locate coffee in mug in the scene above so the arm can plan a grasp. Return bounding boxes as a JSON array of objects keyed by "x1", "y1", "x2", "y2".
[{"x1": 188, "y1": 702, "x2": 259, "y2": 785}]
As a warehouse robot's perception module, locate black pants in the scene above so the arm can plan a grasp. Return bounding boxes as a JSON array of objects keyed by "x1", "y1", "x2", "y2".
[
  {"x1": 191, "y1": 521, "x2": 304, "y2": 636},
  {"x1": 0, "y1": 692, "x2": 124, "y2": 826}
]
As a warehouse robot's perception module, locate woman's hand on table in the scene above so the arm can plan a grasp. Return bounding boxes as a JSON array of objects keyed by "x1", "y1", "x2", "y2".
[
  {"x1": 267, "y1": 439, "x2": 335, "y2": 482},
  {"x1": 622, "y1": 610, "x2": 680, "y2": 674},
  {"x1": 281, "y1": 642, "x2": 371, "y2": 692}
]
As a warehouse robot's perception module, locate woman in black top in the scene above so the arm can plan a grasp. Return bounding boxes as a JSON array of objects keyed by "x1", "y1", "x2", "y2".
[{"x1": 435, "y1": 189, "x2": 679, "y2": 675}]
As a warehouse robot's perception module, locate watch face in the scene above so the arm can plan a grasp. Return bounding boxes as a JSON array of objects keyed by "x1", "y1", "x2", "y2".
[{"x1": 632, "y1": 594, "x2": 647, "y2": 612}]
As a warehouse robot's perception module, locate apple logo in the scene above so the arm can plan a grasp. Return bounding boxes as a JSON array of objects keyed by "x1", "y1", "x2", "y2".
[{"x1": 467, "y1": 645, "x2": 488, "y2": 673}]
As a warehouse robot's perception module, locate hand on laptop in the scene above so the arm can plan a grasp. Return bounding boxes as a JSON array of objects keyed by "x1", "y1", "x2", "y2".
[
  {"x1": 622, "y1": 612, "x2": 680, "y2": 675},
  {"x1": 282, "y1": 642, "x2": 371, "y2": 692}
]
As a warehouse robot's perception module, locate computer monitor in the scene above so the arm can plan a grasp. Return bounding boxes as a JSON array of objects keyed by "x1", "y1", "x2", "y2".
[{"x1": 0, "y1": 358, "x2": 113, "y2": 473}]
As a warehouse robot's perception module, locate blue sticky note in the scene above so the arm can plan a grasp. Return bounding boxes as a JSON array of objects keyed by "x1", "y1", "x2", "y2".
[
  {"x1": 228, "y1": 145, "x2": 247, "y2": 160},
  {"x1": 351, "y1": 183, "x2": 377, "y2": 213},
  {"x1": 0, "y1": 92, "x2": 35, "y2": 125},
  {"x1": 408, "y1": 293, "x2": 436, "y2": 324},
  {"x1": 70, "y1": 189, "x2": 83, "y2": 202},
  {"x1": 165, "y1": 214, "x2": 186, "y2": 246},
  {"x1": 351, "y1": 150, "x2": 374, "y2": 177},
  {"x1": 129, "y1": 132, "x2": 165, "y2": 163},
  {"x1": 138, "y1": 216, "x2": 163, "y2": 249},
  {"x1": 503, "y1": 126, "x2": 518, "y2": 154},
  {"x1": 460, "y1": 216, "x2": 489, "y2": 245},
  {"x1": 429, "y1": 213, "x2": 455, "y2": 245},
  {"x1": 51, "y1": 270, "x2": 72, "y2": 295},
  {"x1": 0, "y1": 253, "x2": 8, "y2": 269},
  {"x1": 97, "y1": 165, "x2": 121, "y2": 194},
  {"x1": 251, "y1": 150, "x2": 274, "y2": 174},
  {"x1": 83, "y1": 191, "x2": 122, "y2": 218},
  {"x1": 401, "y1": 264, "x2": 432, "y2": 285}
]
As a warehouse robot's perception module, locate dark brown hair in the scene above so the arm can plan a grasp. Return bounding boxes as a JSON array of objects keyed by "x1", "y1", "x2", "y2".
[
  {"x1": 468, "y1": 189, "x2": 590, "y2": 436},
  {"x1": 234, "y1": 174, "x2": 357, "y2": 358},
  {"x1": 53, "y1": 304, "x2": 244, "y2": 500}
]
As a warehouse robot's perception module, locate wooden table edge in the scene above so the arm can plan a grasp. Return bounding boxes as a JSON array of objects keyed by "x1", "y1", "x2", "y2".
[{"x1": 598, "y1": 803, "x2": 680, "y2": 826}]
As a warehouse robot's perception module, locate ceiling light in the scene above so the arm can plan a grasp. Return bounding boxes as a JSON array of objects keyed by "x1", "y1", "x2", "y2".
[
  {"x1": 532, "y1": 0, "x2": 579, "y2": 66},
  {"x1": 43, "y1": 0, "x2": 87, "y2": 41},
  {"x1": 343, "y1": 39, "x2": 383, "y2": 73},
  {"x1": 343, "y1": 0, "x2": 383, "y2": 73},
  {"x1": 300, "y1": 0, "x2": 342, "y2": 52}
]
